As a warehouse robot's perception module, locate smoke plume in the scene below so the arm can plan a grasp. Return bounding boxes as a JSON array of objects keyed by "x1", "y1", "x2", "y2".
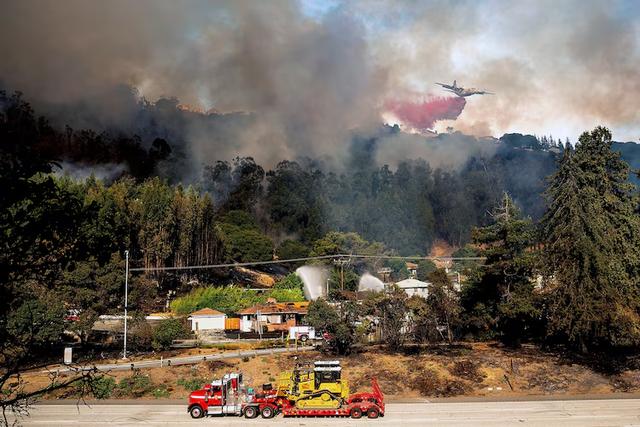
[{"x1": 1, "y1": 0, "x2": 639, "y2": 174}]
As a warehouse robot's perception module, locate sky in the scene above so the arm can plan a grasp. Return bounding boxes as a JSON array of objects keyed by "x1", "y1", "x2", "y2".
[{"x1": 1, "y1": 0, "x2": 639, "y2": 147}]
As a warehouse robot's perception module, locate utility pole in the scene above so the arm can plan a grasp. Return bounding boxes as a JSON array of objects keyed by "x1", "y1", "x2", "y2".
[
  {"x1": 123, "y1": 250, "x2": 129, "y2": 359},
  {"x1": 333, "y1": 258, "x2": 350, "y2": 291}
]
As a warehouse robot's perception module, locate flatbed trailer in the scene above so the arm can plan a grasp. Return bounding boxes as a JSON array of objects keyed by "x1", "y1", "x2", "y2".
[{"x1": 280, "y1": 378, "x2": 385, "y2": 419}]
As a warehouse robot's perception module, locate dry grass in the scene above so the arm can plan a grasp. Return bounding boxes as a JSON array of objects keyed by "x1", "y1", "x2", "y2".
[{"x1": 24, "y1": 342, "x2": 640, "y2": 400}]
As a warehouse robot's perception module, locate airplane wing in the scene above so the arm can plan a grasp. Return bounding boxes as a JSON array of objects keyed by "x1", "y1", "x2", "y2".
[{"x1": 435, "y1": 82, "x2": 449, "y2": 87}]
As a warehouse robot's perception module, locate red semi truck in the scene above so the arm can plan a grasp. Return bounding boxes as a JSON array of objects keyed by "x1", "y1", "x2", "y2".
[
  {"x1": 187, "y1": 371, "x2": 384, "y2": 419},
  {"x1": 187, "y1": 373, "x2": 279, "y2": 419}
]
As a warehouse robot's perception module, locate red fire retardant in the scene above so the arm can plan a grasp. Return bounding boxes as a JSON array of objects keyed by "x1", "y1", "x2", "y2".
[{"x1": 385, "y1": 96, "x2": 466, "y2": 131}]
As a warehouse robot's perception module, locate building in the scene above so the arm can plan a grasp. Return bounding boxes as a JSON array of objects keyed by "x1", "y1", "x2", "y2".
[
  {"x1": 188, "y1": 308, "x2": 227, "y2": 333},
  {"x1": 405, "y1": 262, "x2": 418, "y2": 278},
  {"x1": 237, "y1": 301, "x2": 309, "y2": 333},
  {"x1": 395, "y1": 278, "x2": 431, "y2": 297}
]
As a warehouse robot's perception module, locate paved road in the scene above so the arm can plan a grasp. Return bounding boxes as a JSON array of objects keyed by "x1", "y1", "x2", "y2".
[
  {"x1": 17, "y1": 400, "x2": 640, "y2": 426},
  {"x1": 44, "y1": 346, "x2": 315, "y2": 373}
]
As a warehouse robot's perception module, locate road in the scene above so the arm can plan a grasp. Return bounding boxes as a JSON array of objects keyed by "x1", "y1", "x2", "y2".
[
  {"x1": 17, "y1": 400, "x2": 640, "y2": 426},
  {"x1": 44, "y1": 345, "x2": 315, "y2": 373}
]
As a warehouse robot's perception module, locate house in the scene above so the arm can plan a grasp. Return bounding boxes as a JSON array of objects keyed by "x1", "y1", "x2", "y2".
[
  {"x1": 405, "y1": 262, "x2": 418, "y2": 278},
  {"x1": 395, "y1": 278, "x2": 431, "y2": 297},
  {"x1": 237, "y1": 300, "x2": 309, "y2": 333},
  {"x1": 188, "y1": 308, "x2": 227, "y2": 333}
]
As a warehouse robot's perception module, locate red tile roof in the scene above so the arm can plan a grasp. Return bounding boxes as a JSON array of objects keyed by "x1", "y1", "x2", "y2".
[
  {"x1": 189, "y1": 308, "x2": 226, "y2": 317},
  {"x1": 238, "y1": 301, "x2": 309, "y2": 315}
]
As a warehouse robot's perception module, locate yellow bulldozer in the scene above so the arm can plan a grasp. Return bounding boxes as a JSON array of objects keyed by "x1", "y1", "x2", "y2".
[{"x1": 275, "y1": 360, "x2": 350, "y2": 409}]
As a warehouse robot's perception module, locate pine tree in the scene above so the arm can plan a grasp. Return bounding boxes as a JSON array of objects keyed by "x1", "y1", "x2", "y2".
[
  {"x1": 462, "y1": 193, "x2": 539, "y2": 346},
  {"x1": 541, "y1": 126, "x2": 640, "y2": 351}
]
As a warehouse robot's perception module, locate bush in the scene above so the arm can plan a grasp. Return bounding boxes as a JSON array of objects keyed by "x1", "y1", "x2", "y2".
[
  {"x1": 177, "y1": 377, "x2": 207, "y2": 391},
  {"x1": 266, "y1": 288, "x2": 304, "y2": 302},
  {"x1": 117, "y1": 374, "x2": 154, "y2": 397},
  {"x1": 274, "y1": 273, "x2": 304, "y2": 290},
  {"x1": 171, "y1": 286, "x2": 263, "y2": 315},
  {"x1": 152, "y1": 318, "x2": 188, "y2": 351},
  {"x1": 152, "y1": 384, "x2": 170, "y2": 398},
  {"x1": 91, "y1": 376, "x2": 116, "y2": 399},
  {"x1": 129, "y1": 319, "x2": 154, "y2": 351}
]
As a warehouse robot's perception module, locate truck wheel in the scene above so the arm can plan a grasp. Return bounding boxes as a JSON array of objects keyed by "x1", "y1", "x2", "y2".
[
  {"x1": 299, "y1": 334, "x2": 308, "y2": 343},
  {"x1": 244, "y1": 406, "x2": 258, "y2": 419},
  {"x1": 189, "y1": 405, "x2": 204, "y2": 419},
  {"x1": 350, "y1": 407, "x2": 363, "y2": 419},
  {"x1": 367, "y1": 407, "x2": 380, "y2": 419},
  {"x1": 261, "y1": 406, "x2": 275, "y2": 418}
]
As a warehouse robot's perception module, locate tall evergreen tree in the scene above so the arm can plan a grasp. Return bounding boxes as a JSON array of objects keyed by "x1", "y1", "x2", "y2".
[
  {"x1": 461, "y1": 193, "x2": 539, "y2": 346},
  {"x1": 541, "y1": 126, "x2": 640, "y2": 351}
]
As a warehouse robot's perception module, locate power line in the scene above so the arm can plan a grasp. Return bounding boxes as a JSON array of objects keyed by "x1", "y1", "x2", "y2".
[{"x1": 129, "y1": 254, "x2": 486, "y2": 273}]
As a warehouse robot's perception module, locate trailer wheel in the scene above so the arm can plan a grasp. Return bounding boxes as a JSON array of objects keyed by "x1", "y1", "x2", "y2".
[
  {"x1": 189, "y1": 405, "x2": 204, "y2": 419},
  {"x1": 367, "y1": 407, "x2": 380, "y2": 419},
  {"x1": 244, "y1": 406, "x2": 259, "y2": 419},
  {"x1": 261, "y1": 405, "x2": 275, "y2": 418},
  {"x1": 350, "y1": 407, "x2": 363, "y2": 419}
]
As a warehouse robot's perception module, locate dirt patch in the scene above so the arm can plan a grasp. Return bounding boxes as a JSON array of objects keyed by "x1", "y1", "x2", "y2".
[
  {"x1": 448, "y1": 360, "x2": 486, "y2": 383},
  {"x1": 411, "y1": 367, "x2": 470, "y2": 397}
]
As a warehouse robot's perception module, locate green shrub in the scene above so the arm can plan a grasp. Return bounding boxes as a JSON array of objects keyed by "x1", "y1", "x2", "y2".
[
  {"x1": 91, "y1": 376, "x2": 116, "y2": 399},
  {"x1": 152, "y1": 318, "x2": 188, "y2": 351},
  {"x1": 266, "y1": 288, "x2": 304, "y2": 302},
  {"x1": 177, "y1": 377, "x2": 206, "y2": 391},
  {"x1": 117, "y1": 374, "x2": 154, "y2": 397},
  {"x1": 171, "y1": 286, "x2": 264, "y2": 315},
  {"x1": 152, "y1": 384, "x2": 170, "y2": 398},
  {"x1": 274, "y1": 273, "x2": 304, "y2": 290}
]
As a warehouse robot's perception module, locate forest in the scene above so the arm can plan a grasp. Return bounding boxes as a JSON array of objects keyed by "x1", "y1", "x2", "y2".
[{"x1": 3, "y1": 88, "x2": 640, "y2": 379}]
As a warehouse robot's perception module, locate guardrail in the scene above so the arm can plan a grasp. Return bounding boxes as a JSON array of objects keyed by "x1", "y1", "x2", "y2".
[{"x1": 46, "y1": 344, "x2": 317, "y2": 374}]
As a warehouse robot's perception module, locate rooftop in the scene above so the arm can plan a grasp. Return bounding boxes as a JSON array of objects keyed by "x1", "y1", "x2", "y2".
[
  {"x1": 396, "y1": 278, "x2": 431, "y2": 289},
  {"x1": 189, "y1": 308, "x2": 226, "y2": 317},
  {"x1": 238, "y1": 301, "x2": 309, "y2": 315}
]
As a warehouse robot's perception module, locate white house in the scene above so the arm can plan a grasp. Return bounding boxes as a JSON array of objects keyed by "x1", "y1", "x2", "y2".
[
  {"x1": 395, "y1": 278, "x2": 431, "y2": 297},
  {"x1": 188, "y1": 308, "x2": 226, "y2": 332}
]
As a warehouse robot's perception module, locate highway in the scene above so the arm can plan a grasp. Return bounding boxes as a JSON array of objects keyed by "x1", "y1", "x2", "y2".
[{"x1": 18, "y1": 399, "x2": 640, "y2": 426}]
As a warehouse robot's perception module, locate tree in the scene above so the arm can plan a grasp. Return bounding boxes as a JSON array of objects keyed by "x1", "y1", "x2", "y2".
[
  {"x1": 266, "y1": 161, "x2": 325, "y2": 243},
  {"x1": 406, "y1": 295, "x2": 436, "y2": 342},
  {"x1": 220, "y1": 225, "x2": 273, "y2": 263},
  {"x1": 461, "y1": 193, "x2": 538, "y2": 346},
  {"x1": 152, "y1": 318, "x2": 189, "y2": 351},
  {"x1": 0, "y1": 93, "x2": 102, "y2": 423},
  {"x1": 541, "y1": 127, "x2": 640, "y2": 351},
  {"x1": 310, "y1": 232, "x2": 383, "y2": 257},
  {"x1": 276, "y1": 240, "x2": 310, "y2": 260},
  {"x1": 386, "y1": 259, "x2": 409, "y2": 281},
  {"x1": 426, "y1": 269, "x2": 461, "y2": 343},
  {"x1": 306, "y1": 299, "x2": 356, "y2": 355},
  {"x1": 416, "y1": 260, "x2": 437, "y2": 281},
  {"x1": 375, "y1": 286, "x2": 409, "y2": 349}
]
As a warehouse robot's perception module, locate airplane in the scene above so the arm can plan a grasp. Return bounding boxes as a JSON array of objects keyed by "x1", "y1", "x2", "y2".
[{"x1": 435, "y1": 80, "x2": 494, "y2": 97}]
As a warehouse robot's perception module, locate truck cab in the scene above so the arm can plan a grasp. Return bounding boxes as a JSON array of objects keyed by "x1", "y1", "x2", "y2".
[
  {"x1": 188, "y1": 372, "x2": 279, "y2": 419},
  {"x1": 188, "y1": 373, "x2": 244, "y2": 418}
]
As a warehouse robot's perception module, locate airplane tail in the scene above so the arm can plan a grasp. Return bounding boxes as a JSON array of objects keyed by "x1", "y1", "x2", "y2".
[{"x1": 453, "y1": 80, "x2": 457, "y2": 88}]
